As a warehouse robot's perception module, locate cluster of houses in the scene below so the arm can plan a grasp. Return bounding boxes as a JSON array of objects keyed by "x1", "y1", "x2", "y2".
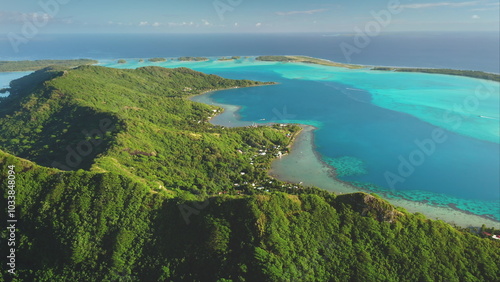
[{"x1": 482, "y1": 232, "x2": 500, "y2": 240}]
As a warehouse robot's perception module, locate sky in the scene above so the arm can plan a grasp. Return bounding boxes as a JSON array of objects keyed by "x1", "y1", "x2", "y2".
[{"x1": 0, "y1": 0, "x2": 499, "y2": 34}]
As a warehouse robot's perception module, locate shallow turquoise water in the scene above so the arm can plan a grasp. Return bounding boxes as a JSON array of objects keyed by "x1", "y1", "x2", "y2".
[
  {"x1": 0, "y1": 71, "x2": 33, "y2": 97},
  {"x1": 102, "y1": 58, "x2": 500, "y2": 221}
]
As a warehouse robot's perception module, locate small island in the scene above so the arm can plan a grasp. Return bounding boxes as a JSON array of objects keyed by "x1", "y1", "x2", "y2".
[
  {"x1": 218, "y1": 56, "x2": 241, "y2": 61},
  {"x1": 178, "y1": 56, "x2": 210, "y2": 62},
  {"x1": 256, "y1": 55, "x2": 365, "y2": 69},
  {"x1": 148, "y1": 57, "x2": 167, "y2": 62},
  {"x1": 0, "y1": 59, "x2": 98, "y2": 72},
  {"x1": 117, "y1": 59, "x2": 127, "y2": 64}
]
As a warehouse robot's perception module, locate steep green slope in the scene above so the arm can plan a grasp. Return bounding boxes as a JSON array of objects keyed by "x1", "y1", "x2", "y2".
[
  {"x1": 0, "y1": 66, "x2": 499, "y2": 281},
  {"x1": 0, "y1": 66, "x2": 293, "y2": 195},
  {"x1": 1, "y1": 153, "x2": 499, "y2": 281}
]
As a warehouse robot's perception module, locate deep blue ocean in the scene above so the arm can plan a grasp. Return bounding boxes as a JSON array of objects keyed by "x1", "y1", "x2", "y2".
[
  {"x1": 1, "y1": 32, "x2": 499, "y2": 221},
  {"x1": 0, "y1": 32, "x2": 499, "y2": 73}
]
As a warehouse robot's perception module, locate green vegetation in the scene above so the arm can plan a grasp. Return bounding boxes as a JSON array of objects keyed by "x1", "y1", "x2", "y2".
[
  {"x1": 117, "y1": 59, "x2": 127, "y2": 64},
  {"x1": 0, "y1": 66, "x2": 499, "y2": 281},
  {"x1": 256, "y1": 55, "x2": 296, "y2": 62},
  {"x1": 147, "y1": 57, "x2": 167, "y2": 62},
  {"x1": 0, "y1": 66, "x2": 280, "y2": 192},
  {"x1": 255, "y1": 55, "x2": 365, "y2": 69},
  {"x1": 178, "y1": 56, "x2": 210, "y2": 62},
  {"x1": 372, "y1": 67, "x2": 500, "y2": 82},
  {"x1": 0, "y1": 59, "x2": 97, "y2": 72},
  {"x1": 218, "y1": 56, "x2": 241, "y2": 61}
]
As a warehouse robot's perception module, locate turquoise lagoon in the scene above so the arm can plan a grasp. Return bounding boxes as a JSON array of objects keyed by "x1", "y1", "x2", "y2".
[
  {"x1": 105, "y1": 58, "x2": 498, "y2": 221},
  {"x1": 0, "y1": 71, "x2": 33, "y2": 97}
]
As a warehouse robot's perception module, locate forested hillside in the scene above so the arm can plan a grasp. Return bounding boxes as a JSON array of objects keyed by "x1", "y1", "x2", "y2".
[{"x1": 0, "y1": 66, "x2": 499, "y2": 281}]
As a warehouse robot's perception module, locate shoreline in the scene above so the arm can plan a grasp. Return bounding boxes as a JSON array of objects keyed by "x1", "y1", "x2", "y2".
[
  {"x1": 254, "y1": 55, "x2": 500, "y2": 81},
  {"x1": 270, "y1": 125, "x2": 500, "y2": 228},
  {"x1": 4, "y1": 56, "x2": 499, "y2": 79},
  {"x1": 192, "y1": 90, "x2": 500, "y2": 229}
]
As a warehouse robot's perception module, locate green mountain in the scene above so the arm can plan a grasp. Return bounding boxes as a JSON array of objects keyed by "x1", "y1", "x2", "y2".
[{"x1": 0, "y1": 66, "x2": 499, "y2": 281}]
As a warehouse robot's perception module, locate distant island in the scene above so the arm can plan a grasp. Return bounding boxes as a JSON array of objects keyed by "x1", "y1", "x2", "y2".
[
  {"x1": 218, "y1": 56, "x2": 241, "y2": 61},
  {"x1": 0, "y1": 59, "x2": 97, "y2": 72},
  {"x1": 6, "y1": 57, "x2": 497, "y2": 82},
  {"x1": 256, "y1": 55, "x2": 365, "y2": 69},
  {"x1": 178, "y1": 56, "x2": 210, "y2": 61},
  {"x1": 372, "y1": 67, "x2": 500, "y2": 82},
  {"x1": 148, "y1": 57, "x2": 167, "y2": 62},
  {"x1": 256, "y1": 55, "x2": 500, "y2": 82}
]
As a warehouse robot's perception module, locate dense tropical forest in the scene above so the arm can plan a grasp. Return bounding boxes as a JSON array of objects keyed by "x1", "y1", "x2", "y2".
[
  {"x1": 0, "y1": 59, "x2": 97, "y2": 72},
  {"x1": 0, "y1": 66, "x2": 499, "y2": 281}
]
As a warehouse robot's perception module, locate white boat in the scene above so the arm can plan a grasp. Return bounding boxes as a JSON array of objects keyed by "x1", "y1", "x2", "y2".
[{"x1": 479, "y1": 115, "x2": 498, "y2": 120}]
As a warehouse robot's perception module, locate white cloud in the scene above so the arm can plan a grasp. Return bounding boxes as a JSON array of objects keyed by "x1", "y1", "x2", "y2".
[
  {"x1": 472, "y1": 2, "x2": 500, "y2": 11},
  {"x1": 400, "y1": 1, "x2": 479, "y2": 9},
  {"x1": 0, "y1": 11, "x2": 53, "y2": 24},
  {"x1": 139, "y1": 21, "x2": 149, "y2": 26},
  {"x1": 168, "y1": 21, "x2": 195, "y2": 27},
  {"x1": 234, "y1": 22, "x2": 238, "y2": 26},
  {"x1": 152, "y1": 22, "x2": 160, "y2": 27},
  {"x1": 276, "y1": 9, "x2": 328, "y2": 16},
  {"x1": 256, "y1": 22, "x2": 262, "y2": 27},
  {"x1": 201, "y1": 19, "x2": 211, "y2": 26},
  {"x1": 471, "y1": 14, "x2": 480, "y2": 19}
]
